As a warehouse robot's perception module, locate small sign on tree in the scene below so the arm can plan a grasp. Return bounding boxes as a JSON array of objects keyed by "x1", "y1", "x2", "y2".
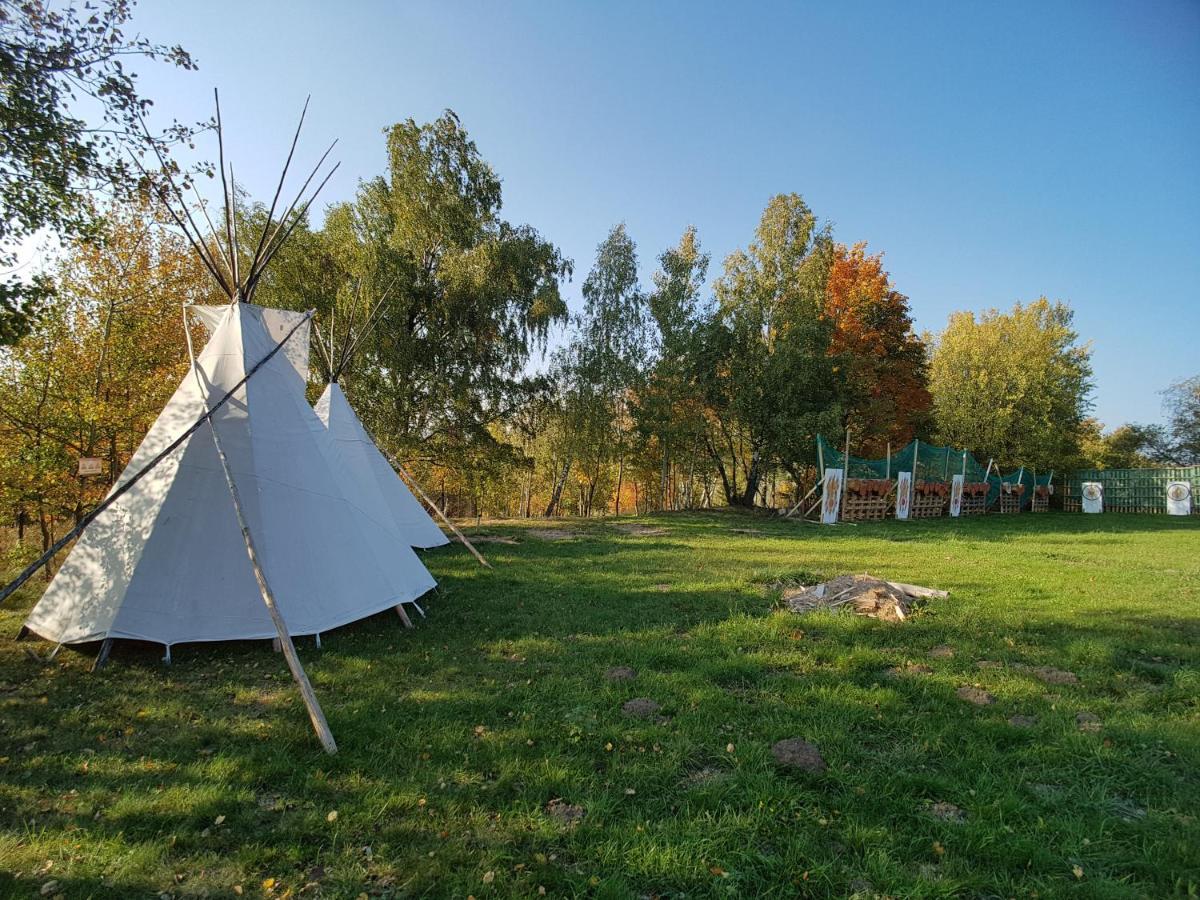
[{"x1": 77, "y1": 457, "x2": 104, "y2": 477}]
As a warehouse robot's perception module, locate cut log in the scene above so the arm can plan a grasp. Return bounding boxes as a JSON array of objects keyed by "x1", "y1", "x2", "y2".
[{"x1": 886, "y1": 582, "x2": 949, "y2": 599}]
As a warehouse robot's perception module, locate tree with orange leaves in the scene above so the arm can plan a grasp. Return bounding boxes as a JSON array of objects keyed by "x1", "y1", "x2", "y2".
[{"x1": 823, "y1": 242, "x2": 930, "y2": 453}]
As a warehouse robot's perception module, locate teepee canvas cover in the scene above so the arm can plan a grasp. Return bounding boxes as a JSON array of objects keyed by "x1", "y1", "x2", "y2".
[
  {"x1": 315, "y1": 383, "x2": 448, "y2": 549},
  {"x1": 24, "y1": 303, "x2": 435, "y2": 647}
]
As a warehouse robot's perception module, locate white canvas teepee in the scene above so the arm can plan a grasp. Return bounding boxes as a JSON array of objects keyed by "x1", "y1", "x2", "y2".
[
  {"x1": 24, "y1": 302, "x2": 436, "y2": 647},
  {"x1": 315, "y1": 383, "x2": 449, "y2": 550}
]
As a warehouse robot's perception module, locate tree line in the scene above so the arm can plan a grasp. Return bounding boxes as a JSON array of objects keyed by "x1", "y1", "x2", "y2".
[{"x1": 2, "y1": 0, "x2": 1195, "y2": 561}]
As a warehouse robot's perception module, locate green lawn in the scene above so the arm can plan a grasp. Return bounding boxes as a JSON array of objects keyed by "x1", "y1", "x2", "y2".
[{"x1": 1, "y1": 511, "x2": 1198, "y2": 899}]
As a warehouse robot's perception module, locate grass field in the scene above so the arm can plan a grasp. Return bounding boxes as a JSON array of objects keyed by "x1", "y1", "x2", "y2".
[{"x1": 1, "y1": 511, "x2": 1197, "y2": 898}]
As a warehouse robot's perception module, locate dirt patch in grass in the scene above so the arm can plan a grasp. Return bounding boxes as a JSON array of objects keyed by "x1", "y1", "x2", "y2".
[
  {"x1": 467, "y1": 534, "x2": 520, "y2": 545},
  {"x1": 956, "y1": 686, "x2": 996, "y2": 706},
  {"x1": 680, "y1": 766, "x2": 730, "y2": 789},
  {"x1": 1076, "y1": 711, "x2": 1102, "y2": 731},
  {"x1": 604, "y1": 666, "x2": 637, "y2": 682},
  {"x1": 886, "y1": 662, "x2": 933, "y2": 677},
  {"x1": 545, "y1": 799, "x2": 586, "y2": 825},
  {"x1": 1032, "y1": 666, "x2": 1079, "y2": 685},
  {"x1": 614, "y1": 522, "x2": 669, "y2": 537},
  {"x1": 771, "y1": 738, "x2": 826, "y2": 773},
  {"x1": 928, "y1": 801, "x2": 967, "y2": 824},
  {"x1": 621, "y1": 698, "x2": 661, "y2": 718},
  {"x1": 526, "y1": 528, "x2": 582, "y2": 541}
]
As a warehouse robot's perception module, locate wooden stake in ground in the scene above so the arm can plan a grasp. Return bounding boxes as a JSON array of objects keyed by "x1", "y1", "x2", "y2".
[
  {"x1": 185, "y1": 307, "x2": 337, "y2": 755},
  {"x1": 394, "y1": 462, "x2": 492, "y2": 569}
]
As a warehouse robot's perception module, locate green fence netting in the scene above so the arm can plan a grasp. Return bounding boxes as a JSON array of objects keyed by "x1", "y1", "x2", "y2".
[{"x1": 815, "y1": 435, "x2": 1052, "y2": 509}]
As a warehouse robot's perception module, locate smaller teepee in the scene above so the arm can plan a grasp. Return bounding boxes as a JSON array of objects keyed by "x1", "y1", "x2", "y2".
[
  {"x1": 315, "y1": 382, "x2": 449, "y2": 549},
  {"x1": 309, "y1": 291, "x2": 448, "y2": 551}
]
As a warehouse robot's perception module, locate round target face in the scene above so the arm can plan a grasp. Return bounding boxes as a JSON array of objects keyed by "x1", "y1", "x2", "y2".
[
  {"x1": 1082, "y1": 484, "x2": 1102, "y2": 501},
  {"x1": 1167, "y1": 483, "x2": 1191, "y2": 502}
]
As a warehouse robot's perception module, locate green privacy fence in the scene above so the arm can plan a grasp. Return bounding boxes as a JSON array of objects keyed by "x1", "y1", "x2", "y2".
[
  {"x1": 815, "y1": 435, "x2": 1052, "y2": 509},
  {"x1": 1064, "y1": 467, "x2": 1200, "y2": 514}
]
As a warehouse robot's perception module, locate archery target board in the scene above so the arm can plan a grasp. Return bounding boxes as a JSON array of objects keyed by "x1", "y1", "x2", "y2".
[
  {"x1": 1081, "y1": 481, "x2": 1103, "y2": 514},
  {"x1": 895, "y1": 471, "x2": 913, "y2": 520},
  {"x1": 1167, "y1": 481, "x2": 1192, "y2": 516},
  {"x1": 949, "y1": 474, "x2": 964, "y2": 517},
  {"x1": 821, "y1": 468, "x2": 844, "y2": 524}
]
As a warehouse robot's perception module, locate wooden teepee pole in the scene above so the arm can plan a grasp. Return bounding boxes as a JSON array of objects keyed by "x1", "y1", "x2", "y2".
[
  {"x1": 395, "y1": 463, "x2": 492, "y2": 569},
  {"x1": 184, "y1": 307, "x2": 337, "y2": 755}
]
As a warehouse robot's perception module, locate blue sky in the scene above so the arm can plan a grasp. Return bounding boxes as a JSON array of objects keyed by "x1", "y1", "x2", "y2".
[{"x1": 132, "y1": 0, "x2": 1199, "y2": 428}]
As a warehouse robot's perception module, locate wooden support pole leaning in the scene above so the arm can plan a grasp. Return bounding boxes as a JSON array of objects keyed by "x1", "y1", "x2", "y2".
[
  {"x1": 783, "y1": 478, "x2": 822, "y2": 518},
  {"x1": 885, "y1": 443, "x2": 891, "y2": 481},
  {"x1": 184, "y1": 307, "x2": 337, "y2": 755},
  {"x1": 91, "y1": 638, "x2": 113, "y2": 673},
  {"x1": 393, "y1": 461, "x2": 492, "y2": 569}
]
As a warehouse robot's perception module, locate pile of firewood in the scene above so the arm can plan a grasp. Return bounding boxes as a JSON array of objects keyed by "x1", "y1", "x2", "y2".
[
  {"x1": 962, "y1": 482, "x2": 989, "y2": 497},
  {"x1": 914, "y1": 481, "x2": 950, "y2": 498},
  {"x1": 845, "y1": 478, "x2": 892, "y2": 498}
]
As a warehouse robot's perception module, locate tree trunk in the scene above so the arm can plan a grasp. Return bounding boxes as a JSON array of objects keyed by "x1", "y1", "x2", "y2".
[
  {"x1": 522, "y1": 462, "x2": 534, "y2": 518},
  {"x1": 659, "y1": 441, "x2": 670, "y2": 511},
  {"x1": 736, "y1": 453, "x2": 764, "y2": 507},
  {"x1": 686, "y1": 448, "x2": 696, "y2": 511},
  {"x1": 706, "y1": 435, "x2": 735, "y2": 505},
  {"x1": 38, "y1": 502, "x2": 52, "y2": 582},
  {"x1": 614, "y1": 454, "x2": 625, "y2": 515},
  {"x1": 544, "y1": 458, "x2": 571, "y2": 517}
]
